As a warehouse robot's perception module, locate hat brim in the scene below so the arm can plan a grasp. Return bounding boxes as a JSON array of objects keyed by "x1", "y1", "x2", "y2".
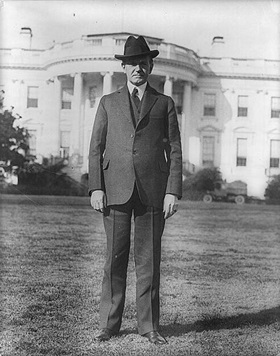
[{"x1": 115, "y1": 49, "x2": 159, "y2": 60}]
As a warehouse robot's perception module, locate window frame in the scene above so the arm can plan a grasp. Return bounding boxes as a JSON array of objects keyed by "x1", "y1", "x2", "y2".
[
  {"x1": 271, "y1": 97, "x2": 280, "y2": 118},
  {"x1": 27, "y1": 86, "x2": 39, "y2": 108},
  {"x1": 269, "y1": 139, "x2": 280, "y2": 168},
  {"x1": 173, "y1": 91, "x2": 183, "y2": 115},
  {"x1": 236, "y1": 138, "x2": 247, "y2": 167},
  {"x1": 237, "y1": 95, "x2": 248, "y2": 117},
  {"x1": 202, "y1": 136, "x2": 215, "y2": 167},
  {"x1": 203, "y1": 93, "x2": 216, "y2": 117},
  {"x1": 61, "y1": 87, "x2": 73, "y2": 110}
]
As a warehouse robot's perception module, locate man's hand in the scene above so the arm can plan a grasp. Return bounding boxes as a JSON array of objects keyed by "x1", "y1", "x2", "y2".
[
  {"x1": 90, "y1": 190, "x2": 107, "y2": 213},
  {"x1": 163, "y1": 194, "x2": 178, "y2": 219}
]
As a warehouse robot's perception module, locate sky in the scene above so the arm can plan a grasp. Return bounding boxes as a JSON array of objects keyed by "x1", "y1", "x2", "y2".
[{"x1": 0, "y1": 0, "x2": 280, "y2": 59}]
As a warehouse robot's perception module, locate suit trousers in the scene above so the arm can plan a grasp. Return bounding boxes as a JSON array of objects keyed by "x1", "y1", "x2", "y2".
[{"x1": 99, "y1": 186, "x2": 165, "y2": 335}]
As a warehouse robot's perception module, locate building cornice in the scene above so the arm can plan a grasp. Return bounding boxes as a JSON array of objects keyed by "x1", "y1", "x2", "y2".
[
  {"x1": 0, "y1": 65, "x2": 44, "y2": 71},
  {"x1": 201, "y1": 73, "x2": 280, "y2": 81},
  {"x1": 1, "y1": 62, "x2": 279, "y2": 82},
  {"x1": 43, "y1": 56, "x2": 116, "y2": 69},
  {"x1": 43, "y1": 56, "x2": 202, "y2": 74},
  {"x1": 155, "y1": 58, "x2": 201, "y2": 74}
]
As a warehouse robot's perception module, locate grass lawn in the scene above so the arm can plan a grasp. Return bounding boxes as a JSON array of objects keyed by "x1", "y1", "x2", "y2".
[{"x1": 0, "y1": 194, "x2": 280, "y2": 356}]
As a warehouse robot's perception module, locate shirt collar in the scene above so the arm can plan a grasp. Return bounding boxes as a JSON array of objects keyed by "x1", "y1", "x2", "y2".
[{"x1": 127, "y1": 81, "x2": 147, "y2": 100}]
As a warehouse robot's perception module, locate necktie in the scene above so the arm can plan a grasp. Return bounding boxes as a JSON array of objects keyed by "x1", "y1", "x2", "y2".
[{"x1": 132, "y1": 87, "x2": 140, "y2": 110}]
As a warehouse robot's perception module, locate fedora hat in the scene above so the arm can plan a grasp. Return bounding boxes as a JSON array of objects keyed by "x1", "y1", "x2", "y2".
[{"x1": 115, "y1": 35, "x2": 159, "y2": 60}]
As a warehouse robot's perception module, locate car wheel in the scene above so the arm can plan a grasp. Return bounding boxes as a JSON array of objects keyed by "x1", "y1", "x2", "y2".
[
  {"x1": 235, "y1": 195, "x2": 245, "y2": 205},
  {"x1": 203, "y1": 194, "x2": 213, "y2": 203}
]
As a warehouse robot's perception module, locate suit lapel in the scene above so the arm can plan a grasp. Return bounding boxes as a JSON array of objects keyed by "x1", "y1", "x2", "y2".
[
  {"x1": 139, "y1": 84, "x2": 158, "y2": 122},
  {"x1": 116, "y1": 84, "x2": 158, "y2": 128},
  {"x1": 117, "y1": 85, "x2": 135, "y2": 128}
]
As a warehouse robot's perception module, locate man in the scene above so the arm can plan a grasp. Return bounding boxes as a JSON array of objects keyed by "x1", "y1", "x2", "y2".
[{"x1": 88, "y1": 35, "x2": 182, "y2": 345}]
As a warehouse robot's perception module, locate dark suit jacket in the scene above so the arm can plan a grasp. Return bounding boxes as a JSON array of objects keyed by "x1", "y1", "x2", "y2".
[{"x1": 88, "y1": 84, "x2": 182, "y2": 209}]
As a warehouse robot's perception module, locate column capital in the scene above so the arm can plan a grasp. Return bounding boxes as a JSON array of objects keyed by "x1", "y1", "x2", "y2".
[
  {"x1": 165, "y1": 75, "x2": 174, "y2": 82},
  {"x1": 75, "y1": 72, "x2": 85, "y2": 77},
  {"x1": 53, "y1": 76, "x2": 61, "y2": 87},
  {"x1": 183, "y1": 81, "x2": 192, "y2": 87},
  {"x1": 100, "y1": 71, "x2": 114, "y2": 77},
  {"x1": 73, "y1": 72, "x2": 85, "y2": 81},
  {"x1": 54, "y1": 75, "x2": 63, "y2": 82},
  {"x1": 46, "y1": 78, "x2": 55, "y2": 85}
]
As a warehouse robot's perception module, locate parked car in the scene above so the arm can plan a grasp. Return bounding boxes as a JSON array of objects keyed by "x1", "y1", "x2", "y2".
[{"x1": 203, "y1": 180, "x2": 247, "y2": 204}]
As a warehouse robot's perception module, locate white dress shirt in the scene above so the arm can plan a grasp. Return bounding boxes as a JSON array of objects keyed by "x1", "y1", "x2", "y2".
[{"x1": 127, "y1": 81, "x2": 147, "y2": 101}]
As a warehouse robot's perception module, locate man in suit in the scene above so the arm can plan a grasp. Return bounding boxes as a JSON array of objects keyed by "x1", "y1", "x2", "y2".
[{"x1": 88, "y1": 35, "x2": 182, "y2": 345}]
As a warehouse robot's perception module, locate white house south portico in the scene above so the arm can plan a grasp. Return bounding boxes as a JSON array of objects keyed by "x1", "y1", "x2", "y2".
[
  {"x1": 1, "y1": 32, "x2": 279, "y2": 198},
  {"x1": 39, "y1": 34, "x2": 199, "y2": 179}
]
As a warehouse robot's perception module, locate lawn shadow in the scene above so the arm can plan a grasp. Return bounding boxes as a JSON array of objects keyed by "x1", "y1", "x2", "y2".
[{"x1": 161, "y1": 305, "x2": 280, "y2": 337}]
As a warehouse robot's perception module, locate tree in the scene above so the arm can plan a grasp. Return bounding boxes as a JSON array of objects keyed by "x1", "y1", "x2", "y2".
[{"x1": 0, "y1": 94, "x2": 29, "y2": 167}]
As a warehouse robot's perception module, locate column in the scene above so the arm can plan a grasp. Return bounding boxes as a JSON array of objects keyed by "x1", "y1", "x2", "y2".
[
  {"x1": 50, "y1": 76, "x2": 61, "y2": 156},
  {"x1": 35, "y1": 80, "x2": 48, "y2": 160},
  {"x1": 164, "y1": 76, "x2": 173, "y2": 97},
  {"x1": 181, "y1": 82, "x2": 192, "y2": 166},
  {"x1": 71, "y1": 72, "x2": 83, "y2": 156},
  {"x1": 101, "y1": 71, "x2": 113, "y2": 95}
]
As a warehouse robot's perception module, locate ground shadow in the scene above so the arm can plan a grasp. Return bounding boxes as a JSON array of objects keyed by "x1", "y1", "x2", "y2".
[{"x1": 161, "y1": 306, "x2": 280, "y2": 337}]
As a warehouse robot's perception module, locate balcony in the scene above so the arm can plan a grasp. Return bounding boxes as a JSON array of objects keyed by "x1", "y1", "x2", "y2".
[{"x1": 0, "y1": 33, "x2": 201, "y2": 73}]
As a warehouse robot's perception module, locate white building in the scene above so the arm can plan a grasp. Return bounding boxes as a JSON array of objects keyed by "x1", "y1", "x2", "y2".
[{"x1": 0, "y1": 32, "x2": 280, "y2": 198}]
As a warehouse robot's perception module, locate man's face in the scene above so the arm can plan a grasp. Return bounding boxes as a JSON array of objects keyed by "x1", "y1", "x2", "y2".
[{"x1": 122, "y1": 56, "x2": 153, "y2": 86}]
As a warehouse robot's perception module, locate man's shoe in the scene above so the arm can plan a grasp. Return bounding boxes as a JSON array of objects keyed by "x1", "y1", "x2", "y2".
[
  {"x1": 143, "y1": 331, "x2": 167, "y2": 345},
  {"x1": 95, "y1": 328, "x2": 117, "y2": 342}
]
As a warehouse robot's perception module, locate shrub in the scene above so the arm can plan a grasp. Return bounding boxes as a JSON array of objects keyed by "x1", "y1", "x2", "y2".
[
  {"x1": 0, "y1": 99, "x2": 30, "y2": 167},
  {"x1": 1, "y1": 159, "x2": 87, "y2": 196},
  {"x1": 182, "y1": 167, "x2": 222, "y2": 200},
  {"x1": 265, "y1": 174, "x2": 280, "y2": 202}
]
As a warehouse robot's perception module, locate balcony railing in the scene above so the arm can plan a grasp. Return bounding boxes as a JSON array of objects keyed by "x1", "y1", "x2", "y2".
[
  {"x1": 1, "y1": 34, "x2": 279, "y2": 78},
  {"x1": 0, "y1": 35, "x2": 200, "y2": 70}
]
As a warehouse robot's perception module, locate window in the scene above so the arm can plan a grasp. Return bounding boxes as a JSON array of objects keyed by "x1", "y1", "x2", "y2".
[
  {"x1": 62, "y1": 88, "x2": 73, "y2": 109},
  {"x1": 203, "y1": 93, "x2": 216, "y2": 116},
  {"x1": 236, "y1": 138, "x2": 247, "y2": 166},
  {"x1": 238, "y1": 95, "x2": 248, "y2": 117},
  {"x1": 115, "y1": 39, "x2": 126, "y2": 46},
  {"x1": 173, "y1": 92, "x2": 183, "y2": 114},
  {"x1": 270, "y1": 139, "x2": 280, "y2": 168},
  {"x1": 60, "y1": 131, "x2": 70, "y2": 158},
  {"x1": 28, "y1": 130, "x2": 37, "y2": 156},
  {"x1": 271, "y1": 97, "x2": 280, "y2": 118},
  {"x1": 27, "y1": 86, "x2": 38, "y2": 108},
  {"x1": 85, "y1": 38, "x2": 102, "y2": 46},
  {"x1": 89, "y1": 86, "x2": 97, "y2": 108},
  {"x1": 202, "y1": 136, "x2": 215, "y2": 166}
]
